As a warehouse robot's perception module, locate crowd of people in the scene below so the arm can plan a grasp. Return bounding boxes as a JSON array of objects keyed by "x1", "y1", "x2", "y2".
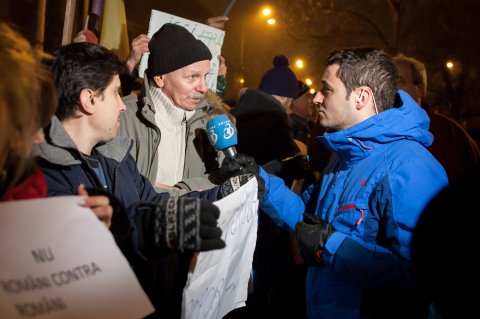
[{"x1": 1, "y1": 9, "x2": 478, "y2": 319}]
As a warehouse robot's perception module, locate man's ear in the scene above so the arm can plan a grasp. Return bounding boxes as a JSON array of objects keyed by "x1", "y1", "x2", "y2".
[
  {"x1": 355, "y1": 88, "x2": 369, "y2": 110},
  {"x1": 79, "y1": 88, "x2": 96, "y2": 115},
  {"x1": 153, "y1": 75, "x2": 165, "y2": 88},
  {"x1": 416, "y1": 83, "x2": 427, "y2": 99}
]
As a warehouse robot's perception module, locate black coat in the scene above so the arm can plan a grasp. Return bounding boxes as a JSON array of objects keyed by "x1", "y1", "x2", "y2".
[{"x1": 233, "y1": 89, "x2": 300, "y2": 166}]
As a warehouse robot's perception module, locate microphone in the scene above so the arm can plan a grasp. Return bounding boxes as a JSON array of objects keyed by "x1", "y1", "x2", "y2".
[{"x1": 206, "y1": 114, "x2": 238, "y2": 159}]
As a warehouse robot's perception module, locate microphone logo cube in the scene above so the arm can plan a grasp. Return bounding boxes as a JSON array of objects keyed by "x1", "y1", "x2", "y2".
[{"x1": 206, "y1": 114, "x2": 237, "y2": 150}]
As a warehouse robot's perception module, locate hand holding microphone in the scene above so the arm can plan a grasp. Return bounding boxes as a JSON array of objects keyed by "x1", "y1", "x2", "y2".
[
  {"x1": 206, "y1": 115, "x2": 265, "y2": 199},
  {"x1": 206, "y1": 114, "x2": 238, "y2": 159},
  {"x1": 207, "y1": 114, "x2": 257, "y2": 181}
]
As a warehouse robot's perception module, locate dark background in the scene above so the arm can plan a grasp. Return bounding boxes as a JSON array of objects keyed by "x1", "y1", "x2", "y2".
[{"x1": 2, "y1": 0, "x2": 480, "y2": 140}]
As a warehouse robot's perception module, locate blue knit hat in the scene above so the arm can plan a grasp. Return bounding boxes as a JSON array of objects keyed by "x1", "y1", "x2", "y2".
[{"x1": 258, "y1": 55, "x2": 298, "y2": 98}]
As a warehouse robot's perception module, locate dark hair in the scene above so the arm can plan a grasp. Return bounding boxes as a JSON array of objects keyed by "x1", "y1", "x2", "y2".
[
  {"x1": 324, "y1": 48, "x2": 398, "y2": 112},
  {"x1": 50, "y1": 42, "x2": 124, "y2": 120}
]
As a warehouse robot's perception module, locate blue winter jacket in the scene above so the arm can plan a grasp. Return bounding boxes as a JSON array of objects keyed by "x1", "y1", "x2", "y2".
[{"x1": 259, "y1": 91, "x2": 448, "y2": 318}]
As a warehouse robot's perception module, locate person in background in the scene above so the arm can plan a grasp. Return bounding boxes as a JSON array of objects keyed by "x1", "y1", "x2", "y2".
[
  {"x1": 206, "y1": 15, "x2": 228, "y2": 29},
  {"x1": 289, "y1": 80, "x2": 316, "y2": 144},
  {"x1": 233, "y1": 55, "x2": 303, "y2": 171},
  {"x1": 73, "y1": 29, "x2": 149, "y2": 96},
  {"x1": 0, "y1": 22, "x2": 112, "y2": 227},
  {"x1": 34, "y1": 41, "x2": 250, "y2": 319},
  {"x1": 394, "y1": 54, "x2": 480, "y2": 182},
  {"x1": 205, "y1": 15, "x2": 229, "y2": 96},
  {"x1": 74, "y1": 16, "x2": 230, "y2": 97},
  {"x1": 232, "y1": 47, "x2": 448, "y2": 318},
  {"x1": 120, "y1": 23, "x2": 229, "y2": 194},
  {"x1": 229, "y1": 54, "x2": 309, "y2": 319}
]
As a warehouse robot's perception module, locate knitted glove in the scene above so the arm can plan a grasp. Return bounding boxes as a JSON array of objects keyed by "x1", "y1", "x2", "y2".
[
  {"x1": 217, "y1": 174, "x2": 265, "y2": 200},
  {"x1": 132, "y1": 197, "x2": 225, "y2": 257},
  {"x1": 217, "y1": 173, "x2": 265, "y2": 200},
  {"x1": 295, "y1": 213, "x2": 334, "y2": 266},
  {"x1": 217, "y1": 174, "x2": 253, "y2": 199}
]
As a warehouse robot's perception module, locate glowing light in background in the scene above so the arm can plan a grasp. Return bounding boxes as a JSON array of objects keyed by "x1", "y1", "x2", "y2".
[{"x1": 295, "y1": 59, "x2": 304, "y2": 69}]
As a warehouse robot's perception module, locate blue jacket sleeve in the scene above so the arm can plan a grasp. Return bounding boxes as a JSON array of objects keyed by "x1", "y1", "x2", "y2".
[{"x1": 258, "y1": 167, "x2": 305, "y2": 231}]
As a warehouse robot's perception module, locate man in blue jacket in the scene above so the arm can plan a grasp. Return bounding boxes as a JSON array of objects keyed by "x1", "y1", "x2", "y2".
[
  {"x1": 34, "y1": 42, "x2": 252, "y2": 318},
  {"x1": 234, "y1": 48, "x2": 448, "y2": 318}
]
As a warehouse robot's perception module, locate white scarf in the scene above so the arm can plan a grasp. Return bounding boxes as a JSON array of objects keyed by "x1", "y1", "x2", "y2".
[{"x1": 150, "y1": 85, "x2": 195, "y2": 186}]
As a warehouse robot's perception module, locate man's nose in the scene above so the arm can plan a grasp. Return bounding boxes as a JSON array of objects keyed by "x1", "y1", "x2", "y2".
[
  {"x1": 118, "y1": 96, "x2": 127, "y2": 112},
  {"x1": 313, "y1": 92, "x2": 323, "y2": 105},
  {"x1": 196, "y1": 77, "x2": 208, "y2": 94}
]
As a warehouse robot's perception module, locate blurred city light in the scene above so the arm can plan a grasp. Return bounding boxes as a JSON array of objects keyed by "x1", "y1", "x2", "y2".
[
  {"x1": 262, "y1": 8, "x2": 272, "y2": 16},
  {"x1": 295, "y1": 59, "x2": 304, "y2": 69},
  {"x1": 266, "y1": 18, "x2": 276, "y2": 25}
]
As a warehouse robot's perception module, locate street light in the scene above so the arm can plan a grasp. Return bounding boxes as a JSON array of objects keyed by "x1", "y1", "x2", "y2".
[
  {"x1": 295, "y1": 59, "x2": 304, "y2": 69},
  {"x1": 240, "y1": 6, "x2": 278, "y2": 73}
]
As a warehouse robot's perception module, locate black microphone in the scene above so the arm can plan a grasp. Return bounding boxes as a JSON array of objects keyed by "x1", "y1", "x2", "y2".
[{"x1": 206, "y1": 114, "x2": 238, "y2": 159}]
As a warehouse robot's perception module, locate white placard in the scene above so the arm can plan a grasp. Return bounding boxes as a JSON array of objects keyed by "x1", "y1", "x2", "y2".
[
  {"x1": 0, "y1": 196, "x2": 154, "y2": 319},
  {"x1": 139, "y1": 9, "x2": 225, "y2": 91},
  {"x1": 182, "y1": 178, "x2": 259, "y2": 319}
]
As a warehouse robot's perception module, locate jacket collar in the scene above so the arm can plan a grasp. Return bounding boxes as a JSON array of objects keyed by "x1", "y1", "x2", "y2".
[
  {"x1": 318, "y1": 90, "x2": 433, "y2": 164},
  {"x1": 34, "y1": 116, "x2": 132, "y2": 165}
]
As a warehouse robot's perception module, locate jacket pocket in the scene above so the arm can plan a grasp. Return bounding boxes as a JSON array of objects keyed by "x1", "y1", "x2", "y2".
[{"x1": 333, "y1": 202, "x2": 367, "y2": 233}]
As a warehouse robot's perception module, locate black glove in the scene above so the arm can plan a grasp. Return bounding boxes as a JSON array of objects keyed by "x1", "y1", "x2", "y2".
[
  {"x1": 210, "y1": 153, "x2": 259, "y2": 184},
  {"x1": 217, "y1": 172, "x2": 265, "y2": 200},
  {"x1": 295, "y1": 213, "x2": 335, "y2": 266},
  {"x1": 262, "y1": 154, "x2": 310, "y2": 180},
  {"x1": 131, "y1": 197, "x2": 225, "y2": 257}
]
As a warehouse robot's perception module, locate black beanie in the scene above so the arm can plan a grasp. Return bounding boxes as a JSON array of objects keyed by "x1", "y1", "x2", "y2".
[
  {"x1": 297, "y1": 80, "x2": 311, "y2": 98},
  {"x1": 258, "y1": 55, "x2": 298, "y2": 99},
  {"x1": 148, "y1": 23, "x2": 212, "y2": 76}
]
